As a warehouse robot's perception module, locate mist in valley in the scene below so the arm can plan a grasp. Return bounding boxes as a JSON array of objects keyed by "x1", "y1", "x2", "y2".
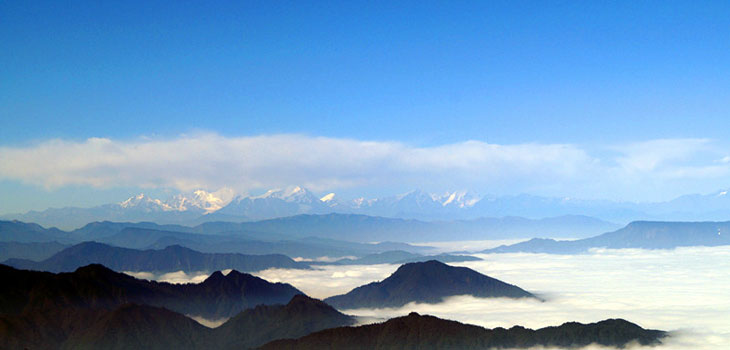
[
  {"x1": 117, "y1": 244, "x2": 729, "y2": 348},
  {"x1": 255, "y1": 246, "x2": 730, "y2": 349}
]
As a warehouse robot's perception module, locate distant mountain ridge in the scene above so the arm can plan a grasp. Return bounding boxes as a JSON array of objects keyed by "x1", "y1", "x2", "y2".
[
  {"x1": 0, "y1": 220, "x2": 433, "y2": 260},
  {"x1": 485, "y1": 220, "x2": 730, "y2": 254},
  {"x1": 2, "y1": 241, "x2": 307, "y2": 273},
  {"x1": 9, "y1": 186, "x2": 730, "y2": 230},
  {"x1": 261, "y1": 312, "x2": 666, "y2": 350},
  {"x1": 0, "y1": 214, "x2": 615, "y2": 260},
  {"x1": 0, "y1": 241, "x2": 68, "y2": 261},
  {"x1": 324, "y1": 260, "x2": 537, "y2": 309},
  {"x1": 316, "y1": 250, "x2": 482, "y2": 265},
  {"x1": 196, "y1": 213, "x2": 618, "y2": 242}
]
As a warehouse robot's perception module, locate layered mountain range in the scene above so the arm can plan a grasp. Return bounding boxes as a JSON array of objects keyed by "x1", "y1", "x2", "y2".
[
  {"x1": 0, "y1": 263, "x2": 666, "y2": 349},
  {"x1": 0, "y1": 212, "x2": 617, "y2": 249},
  {"x1": 0, "y1": 263, "x2": 301, "y2": 320},
  {"x1": 9, "y1": 185, "x2": 730, "y2": 230},
  {"x1": 4, "y1": 215, "x2": 730, "y2": 265},
  {"x1": 0, "y1": 219, "x2": 435, "y2": 259},
  {"x1": 0, "y1": 263, "x2": 354, "y2": 349}
]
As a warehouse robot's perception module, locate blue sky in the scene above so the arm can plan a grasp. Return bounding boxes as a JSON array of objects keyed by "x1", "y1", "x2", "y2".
[{"x1": 1, "y1": 1, "x2": 730, "y2": 213}]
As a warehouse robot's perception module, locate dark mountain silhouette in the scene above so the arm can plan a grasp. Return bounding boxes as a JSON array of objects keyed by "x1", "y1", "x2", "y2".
[
  {"x1": 324, "y1": 260, "x2": 536, "y2": 309},
  {"x1": 0, "y1": 265, "x2": 666, "y2": 350},
  {"x1": 261, "y1": 312, "x2": 667, "y2": 350},
  {"x1": 214, "y1": 294, "x2": 355, "y2": 349},
  {"x1": 2, "y1": 241, "x2": 307, "y2": 273},
  {"x1": 485, "y1": 220, "x2": 730, "y2": 254},
  {"x1": 0, "y1": 263, "x2": 301, "y2": 319},
  {"x1": 0, "y1": 292, "x2": 354, "y2": 350},
  {"x1": 60, "y1": 296, "x2": 355, "y2": 350},
  {"x1": 60, "y1": 303, "x2": 210, "y2": 350},
  {"x1": 61, "y1": 295, "x2": 354, "y2": 350}
]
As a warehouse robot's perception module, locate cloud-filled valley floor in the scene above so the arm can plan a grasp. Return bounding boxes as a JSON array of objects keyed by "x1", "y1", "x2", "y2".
[
  {"x1": 238, "y1": 247, "x2": 728, "y2": 349},
  {"x1": 128, "y1": 246, "x2": 729, "y2": 349}
]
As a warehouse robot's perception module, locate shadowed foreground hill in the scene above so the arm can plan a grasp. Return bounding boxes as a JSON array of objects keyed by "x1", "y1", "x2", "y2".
[
  {"x1": 0, "y1": 263, "x2": 301, "y2": 319},
  {"x1": 324, "y1": 260, "x2": 536, "y2": 309},
  {"x1": 60, "y1": 304, "x2": 210, "y2": 350},
  {"x1": 261, "y1": 312, "x2": 667, "y2": 350},
  {"x1": 214, "y1": 294, "x2": 355, "y2": 349},
  {"x1": 59, "y1": 295, "x2": 354, "y2": 350},
  {"x1": 0, "y1": 295, "x2": 354, "y2": 350},
  {"x1": 2, "y1": 241, "x2": 307, "y2": 273},
  {"x1": 0, "y1": 265, "x2": 355, "y2": 349}
]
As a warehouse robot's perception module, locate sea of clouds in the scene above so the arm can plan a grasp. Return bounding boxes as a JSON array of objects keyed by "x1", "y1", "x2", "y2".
[
  {"x1": 130, "y1": 246, "x2": 730, "y2": 349},
  {"x1": 256, "y1": 246, "x2": 730, "y2": 350}
]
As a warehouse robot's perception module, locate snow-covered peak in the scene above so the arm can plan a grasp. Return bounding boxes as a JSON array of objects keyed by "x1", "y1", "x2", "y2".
[
  {"x1": 320, "y1": 193, "x2": 336, "y2": 202},
  {"x1": 119, "y1": 193, "x2": 147, "y2": 208},
  {"x1": 119, "y1": 193, "x2": 174, "y2": 211},
  {"x1": 251, "y1": 186, "x2": 318, "y2": 203},
  {"x1": 436, "y1": 191, "x2": 481, "y2": 208},
  {"x1": 255, "y1": 188, "x2": 282, "y2": 199},
  {"x1": 285, "y1": 186, "x2": 304, "y2": 197},
  {"x1": 119, "y1": 189, "x2": 235, "y2": 213},
  {"x1": 169, "y1": 188, "x2": 235, "y2": 214}
]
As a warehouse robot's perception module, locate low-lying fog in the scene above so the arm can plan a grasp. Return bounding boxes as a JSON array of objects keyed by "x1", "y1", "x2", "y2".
[{"x1": 131, "y1": 246, "x2": 730, "y2": 349}]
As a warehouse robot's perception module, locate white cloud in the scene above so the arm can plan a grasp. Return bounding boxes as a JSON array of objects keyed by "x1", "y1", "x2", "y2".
[
  {"x1": 124, "y1": 270, "x2": 211, "y2": 284},
  {"x1": 127, "y1": 247, "x2": 730, "y2": 349},
  {"x1": 0, "y1": 134, "x2": 728, "y2": 200},
  {"x1": 254, "y1": 264, "x2": 399, "y2": 299},
  {"x1": 613, "y1": 138, "x2": 712, "y2": 173},
  {"x1": 252, "y1": 247, "x2": 730, "y2": 350}
]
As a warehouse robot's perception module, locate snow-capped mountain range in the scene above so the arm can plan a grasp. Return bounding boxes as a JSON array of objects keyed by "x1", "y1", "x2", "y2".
[
  {"x1": 119, "y1": 189, "x2": 234, "y2": 214},
  {"x1": 6, "y1": 186, "x2": 730, "y2": 230}
]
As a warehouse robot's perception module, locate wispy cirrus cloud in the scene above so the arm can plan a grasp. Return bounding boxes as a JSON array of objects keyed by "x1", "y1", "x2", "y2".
[{"x1": 0, "y1": 134, "x2": 727, "y2": 200}]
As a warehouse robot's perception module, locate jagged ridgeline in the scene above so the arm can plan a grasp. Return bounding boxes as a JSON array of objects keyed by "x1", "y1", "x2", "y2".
[
  {"x1": 0, "y1": 264, "x2": 301, "y2": 319},
  {"x1": 0, "y1": 264, "x2": 355, "y2": 350}
]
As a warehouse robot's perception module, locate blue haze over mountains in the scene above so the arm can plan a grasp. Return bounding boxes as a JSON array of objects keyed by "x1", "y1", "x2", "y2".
[{"x1": 7, "y1": 186, "x2": 730, "y2": 232}]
